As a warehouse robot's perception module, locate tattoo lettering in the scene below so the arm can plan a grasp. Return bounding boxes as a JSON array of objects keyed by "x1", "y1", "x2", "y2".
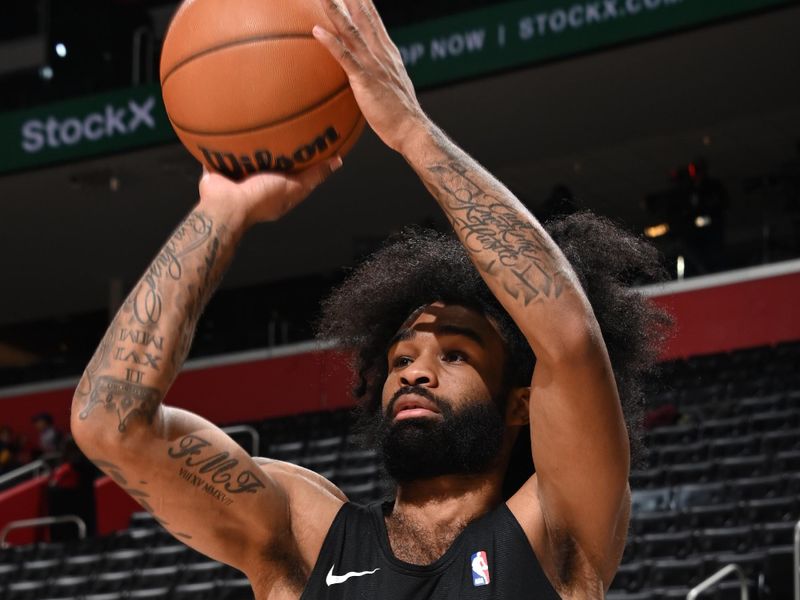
[
  {"x1": 179, "y1": 467, "x2": 234, "y2": 506},
  {"x1": 132, "y1": 211, "x2": 213, "y2": 327},
  {"x1": 169, "y1": 434, "x2": 266, "y2": 496},
  {"x1": 113, "y1": 347, "x2": 161, "y2": 370},
  {"x1": 119, "y1": 328, "x2": 164, "y2": 350},
  {"x1": 78, "y1": 376, "x2": 160, "y2": 432},
  {"x1": 173, "y1": 231, "x2": 224, "y2": 368},
  {"x1": 427, "y1": 161, "x2": 569, "y2": 305},
  {"x1": 125, "y1": 368, "x2": 144, "y2": 384}
]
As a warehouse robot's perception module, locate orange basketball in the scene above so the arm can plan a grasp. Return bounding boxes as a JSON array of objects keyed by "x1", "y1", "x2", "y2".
[{"x1": 160, "y1": 0, "x2": 364, "y2": 179}]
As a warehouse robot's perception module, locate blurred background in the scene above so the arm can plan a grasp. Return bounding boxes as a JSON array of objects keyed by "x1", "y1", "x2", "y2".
[{"x1": 0, "y1": 1, "x2": 799, "y2": 599}]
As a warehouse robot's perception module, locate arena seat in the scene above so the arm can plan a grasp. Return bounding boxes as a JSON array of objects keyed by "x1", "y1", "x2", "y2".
[
  {"x1": 673, "y1": 482, "x2": 727, "y2": 510},
  {"x1": 694, "y1": 526, "x2": 754, "y2": 554},
  {"x1": 648, "y1": 557, "x2": 706, "y2": 588},
  {"x1": 742, "y1": 496, "x2": 797, "y2": 524},
  {"x1": 631, "y1": 487, "x2": 672, "y2": 512},
  {"x1": 665, "y1": 461, "x2": 716, "y2": 486},
  {"x1": 127, "y1": 587, "x2": 171, "y2": 599},
  {"x1": 775, "y1": 449, "x2": 800, "y2": 471},
  {"x1": 133, "y1": 565, "x2": 179, "y2": 590},
  {"x1": 646, "y1": 424, "x2": 698, "y2": 446},
  {"x1": 758, "y1": 521, "x2": 798, "y2": 547},
  {"x1": 715, "y1": 455, "x2": 768, "y2": 480},
  {"x1": 638, "y1": 531, "x2": 694, "y2": 559},
  {"x1": 20, "y1": 557, "x2": 60, "y2": 580},
  {"x1": 610, "y1": 561, "x2": 649, "y2": 593},
  {"x1": 699, "y1": 416, "x2": 750, "y2": 439},
  {"x1": 172, "y1": 581, "x2": 217, "y2": 600},
  {"x1": 657, "y1": 442, "x2": 709, "y2": 467},
  {"x1": 629, "y1": 466, "x2": 666, "y2": 489},
  {"x1": 761, "y1": 428, "x2": 800, "y2": 453},
  {"x1": 681, "y1": 503, "x2": 740, "y2": 530},
  {"x1": 728, "y1": 475, "x2": 785, "y2": 501},
  {"x1": 629, "y1": 509, "x2": 680, "y2": 536},
  {"x1": 84, "y1": 592, "x2": 124, "y2": 600},
  {"x1": 4, "y1": 580, "x2": 48, "y2": 600},
  {"x1": 90, "y1": 570, "x2": 133, "y2": 595},
  {"x1": 707, "y1": 435, "x2": 761, "y2": 459},
  {"x1": 48, "y1": 574, "x2": 92, "y2": 597}
]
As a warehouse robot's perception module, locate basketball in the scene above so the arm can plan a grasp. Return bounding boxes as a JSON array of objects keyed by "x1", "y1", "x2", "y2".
[{"x1": 160, "y1": 0, "x2": 365, "y2": 179}]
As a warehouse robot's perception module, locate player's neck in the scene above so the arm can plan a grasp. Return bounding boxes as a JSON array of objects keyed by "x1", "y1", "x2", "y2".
[{"x1": 391, "y1": 472, "x2": 503, "y2": 533}]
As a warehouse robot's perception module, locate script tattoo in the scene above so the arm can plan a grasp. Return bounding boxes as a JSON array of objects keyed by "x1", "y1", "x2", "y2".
[
  {"x1": 427, "y1": 161, "x2": 568, "y2": 305},
  {"x1": 173, "y1": 229, "x2": 224, "y2": 368},
  {"x1": 132, "y1": 211, "x2": 213, "y2": 326},
  {"x1": 168, "y1": 434, "x2": 266, "y2": 497},
  {"x1": 78, "y1": 376, "x2": 160, "y2": 432}
]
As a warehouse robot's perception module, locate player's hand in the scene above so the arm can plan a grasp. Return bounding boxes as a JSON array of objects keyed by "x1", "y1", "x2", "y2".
[
  {"x1": 313, "y1": 0, "x2": 429, "y2": 155},
  {"x1": 198, "y1": 157, "x2": 342, "y2": 226}
]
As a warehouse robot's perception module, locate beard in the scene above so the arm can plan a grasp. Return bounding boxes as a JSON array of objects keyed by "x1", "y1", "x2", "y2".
[{"x1": 365, "y1": 385, "x2": 506, "y2": 483}]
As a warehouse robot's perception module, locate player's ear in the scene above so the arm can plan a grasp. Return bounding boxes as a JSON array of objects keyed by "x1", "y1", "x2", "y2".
[{"x1": 505, "y1": 387, "x2": 530, "y2": 426}]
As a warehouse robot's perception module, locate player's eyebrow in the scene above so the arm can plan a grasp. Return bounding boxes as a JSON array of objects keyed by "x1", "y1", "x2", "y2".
[
  {"x1": 437, "y1": 324, "x2": 486, "y2": 347},
  {"x1": 388, "y1": 324, "x2": 486, "y2": 349}
]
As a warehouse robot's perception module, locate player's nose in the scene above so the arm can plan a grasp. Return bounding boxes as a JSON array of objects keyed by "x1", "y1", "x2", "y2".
[{"x1": 399, "y1": 356, "x2": 438, "y2": 387}]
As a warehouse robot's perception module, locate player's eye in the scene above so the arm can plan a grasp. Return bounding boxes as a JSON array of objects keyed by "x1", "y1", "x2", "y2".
[
  {"x1": 392, "y1": 356, "x2": 413, "y2": 368},
  {"x1": 443, "y1": 351, "x2": 467, "y2": 363}
]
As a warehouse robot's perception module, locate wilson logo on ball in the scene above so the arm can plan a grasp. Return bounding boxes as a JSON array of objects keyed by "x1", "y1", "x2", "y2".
[{"x1": 200, "y1": 126, "x2": 341, "y2": 179}]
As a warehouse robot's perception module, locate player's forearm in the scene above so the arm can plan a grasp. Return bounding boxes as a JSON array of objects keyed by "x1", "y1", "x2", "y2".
[
  {"x1": 400, "y1": 120, "x2": 599, "y2": 361},
  {"x1": 71, "y1": 196, "x2": 245, "y2": 439}
]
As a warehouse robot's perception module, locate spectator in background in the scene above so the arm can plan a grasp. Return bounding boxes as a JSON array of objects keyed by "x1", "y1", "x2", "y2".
[
  {"x1": 31, "y1": 412, "x2": 63, "y2": 459},
  {"x1": 0, "y1": 425, "x2": 22, "y2": 474},
  {"x1": 47, "y1": 437, "x2": 97, "y2": 541}
]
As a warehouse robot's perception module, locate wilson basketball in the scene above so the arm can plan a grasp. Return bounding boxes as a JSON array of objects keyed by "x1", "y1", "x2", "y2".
[{"x1": 160, "y1": 0, "x2": 365, "y2": 179}]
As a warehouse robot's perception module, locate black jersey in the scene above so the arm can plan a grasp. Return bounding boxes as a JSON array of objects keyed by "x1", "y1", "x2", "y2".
[{"x1": 300, "y1": 501, "x2": 561, "y2": 599}]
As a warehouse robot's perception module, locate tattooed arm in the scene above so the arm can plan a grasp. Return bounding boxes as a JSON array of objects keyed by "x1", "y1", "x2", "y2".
[
  {"x1": 315, "y1": 0, "x2": 628, "y2": 591},
  {"x1": 71, "y1": 161, "x2": 344, "y2": 582}
]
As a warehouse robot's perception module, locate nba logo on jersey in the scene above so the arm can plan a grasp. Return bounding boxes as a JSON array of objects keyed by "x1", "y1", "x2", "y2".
[{"x1": 470, "y1": 550, "x2": 491, "y2": 586}]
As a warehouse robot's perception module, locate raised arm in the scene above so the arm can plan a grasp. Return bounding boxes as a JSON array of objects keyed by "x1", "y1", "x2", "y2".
[
  {"x1": 70, "y1": 161, "x2": 343, "y2": 578},
  {"x1": 314, "y1": 0, "x2": 628, "y2": 588}
]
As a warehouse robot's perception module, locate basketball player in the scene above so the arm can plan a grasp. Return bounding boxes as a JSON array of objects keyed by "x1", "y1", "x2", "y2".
[{"x1": 71, "y1": 0, "x2": 669, "y2": 597}]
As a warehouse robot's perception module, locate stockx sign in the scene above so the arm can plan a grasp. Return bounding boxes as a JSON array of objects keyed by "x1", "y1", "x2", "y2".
[{"x1": 0, "y1": 85, "x2": 175, "y2": 174}]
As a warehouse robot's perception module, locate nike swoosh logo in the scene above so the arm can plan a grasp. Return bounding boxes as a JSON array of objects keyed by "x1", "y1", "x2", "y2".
[{"x1": 325, "y1": 565, "x2": 381, "y2": 586}]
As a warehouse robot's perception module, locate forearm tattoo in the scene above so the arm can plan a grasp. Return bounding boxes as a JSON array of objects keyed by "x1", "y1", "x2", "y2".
[
  {"x1": 75, "y1": 210, "x2": 229, "y2": 433},
  {"x1": 421, "y1": 135, "x2": 570, "y2": 306}
]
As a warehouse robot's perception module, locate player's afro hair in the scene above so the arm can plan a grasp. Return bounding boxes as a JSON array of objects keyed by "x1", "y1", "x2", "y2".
[{"x1": 317, "y1": 212, "x2": 672, "y2": 482}]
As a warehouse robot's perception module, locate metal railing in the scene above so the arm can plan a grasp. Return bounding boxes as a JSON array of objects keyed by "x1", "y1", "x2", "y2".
[
  {"x1": 0, "y1": 459, "x2": 51, "y2": 490},
  {"x1": 0, "y1": 516, "x2": 86, "y2": 549},
  {"x1": 221, "y1": 425, "x2": 261, "y2": 456},
  {"x1": 794, "y1": 519, "x2": 799, "y2": 600},
  {"x1": 687, "y1": 563, "x2": 749, "y2": 600}
]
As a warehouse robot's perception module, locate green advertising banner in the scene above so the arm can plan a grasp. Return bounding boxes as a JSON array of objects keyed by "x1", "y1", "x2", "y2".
[
  {"x1": 392, "y1": 0, "x2": 797, "y2": 87},
  {"x1": 0, "y1": 85, "x2": 173, "y2": 175},
  {"x1": 0, "y1": 0, "x2": 795, "y2": 175}
]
